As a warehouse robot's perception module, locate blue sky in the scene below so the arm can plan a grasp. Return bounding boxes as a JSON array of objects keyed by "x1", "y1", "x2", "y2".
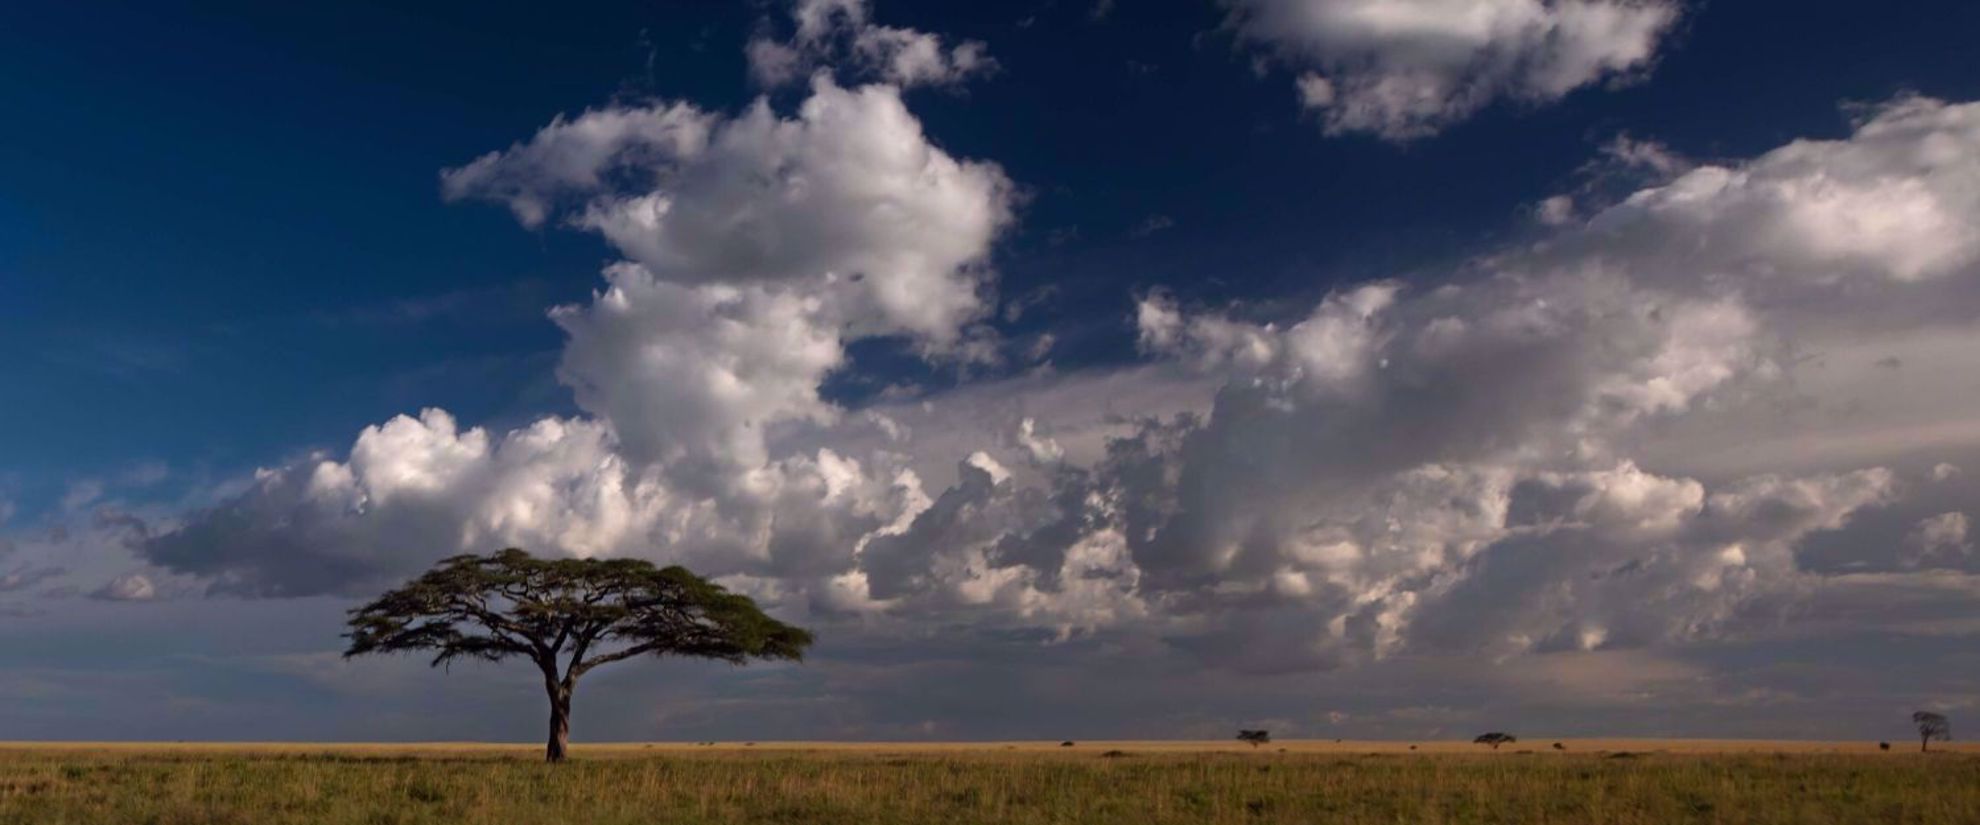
[{"x1": 5, "y1": 0, "x2": 1980, "y2": 742}]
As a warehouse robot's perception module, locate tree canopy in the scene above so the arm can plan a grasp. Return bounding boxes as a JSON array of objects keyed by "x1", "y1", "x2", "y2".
[
  {"x1": 1913, "y1": 711, "x2": 1951, "y2": 753},
  {"x1": 345, "y1": 548, "x2": 813, "y2": 761}
]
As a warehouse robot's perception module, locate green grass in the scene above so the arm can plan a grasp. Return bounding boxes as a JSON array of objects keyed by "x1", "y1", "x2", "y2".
[{"x1": 1, "y1": 747, "x2": 1976, "y2": 824}]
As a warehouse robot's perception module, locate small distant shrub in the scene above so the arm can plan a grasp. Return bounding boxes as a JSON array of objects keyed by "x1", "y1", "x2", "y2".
[
  {"x1": 1060, "y1": 741, "x2": 1075, "y2": 748},
  {"x1": 1101, "y1": 750, "x2": 1127, "y2": 758}
]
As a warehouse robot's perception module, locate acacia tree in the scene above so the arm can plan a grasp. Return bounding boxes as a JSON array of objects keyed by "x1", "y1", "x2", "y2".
[
  {"x1": 1913, "y1": 711, "x2": 1951, "y2": 753},
  {"x1": 1473, "y1": 732, "x2": 1517, "y2": 750},
  {"x1": 1237, "y1": 729, "x2": 1271, "y2": 748},
  {"x1": 345, "y1": 549, "x2": 813, "y2": 762}
]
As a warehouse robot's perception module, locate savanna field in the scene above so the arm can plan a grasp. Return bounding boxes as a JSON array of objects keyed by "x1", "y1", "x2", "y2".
[{"x1": 2, "y1": 741, "x2": 1976, "y2": 825}]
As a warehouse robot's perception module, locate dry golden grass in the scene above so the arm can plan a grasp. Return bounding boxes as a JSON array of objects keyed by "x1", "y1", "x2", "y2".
[
  {"x1": 12, "y1": 737, "x2": 1973, "y2": 755},
  {"x1": 1, "y1": 741, "x2": 1974, "y2": 824}
]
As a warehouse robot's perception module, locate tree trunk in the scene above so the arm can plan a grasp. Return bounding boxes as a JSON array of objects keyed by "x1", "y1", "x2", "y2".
[
  {"x1": 1921, "y1": 734, "x2": 1929, "y2": 754},
  {"x1": 546, "y1": 686, "x2": 572, "y2": 763}
]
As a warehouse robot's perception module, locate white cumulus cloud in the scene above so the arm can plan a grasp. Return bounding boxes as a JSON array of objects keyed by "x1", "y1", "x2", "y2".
[
  {"x1": 1229, "y1": 0, "x2": 1681, "y2": 140},
  {"x1": 747, "y1": 0, "x2": 995, "y2": 90},
  {"x1": 146, "y1": 91, "x2": 1980, "y2": 686}
]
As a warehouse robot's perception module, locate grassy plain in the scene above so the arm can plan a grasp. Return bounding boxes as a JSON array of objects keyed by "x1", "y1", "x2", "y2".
[{"x1": 1, "y1": 740, "x2": 1975, "y2": 824}]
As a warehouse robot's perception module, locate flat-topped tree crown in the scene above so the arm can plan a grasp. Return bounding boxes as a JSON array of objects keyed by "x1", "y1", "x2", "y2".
[{"x1": 344, "y1": 548, "x2": 812, "y2": 761}]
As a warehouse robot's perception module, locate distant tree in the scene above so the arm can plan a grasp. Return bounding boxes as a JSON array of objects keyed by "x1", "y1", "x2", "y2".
[
  {"x1": 1473, "y1": 732, "x2": 1517, "y2": 750},
  {"x1": 1551, "y1": 742, "x2": 1565, "y2": 751},
  {"x1": 1879, "y1": 742, "x2": 1891, "y2": 751},
  {"x1": 1913, "y1": 711, "x2": 1951, "y2": 753},
  {"x1": 344, "y1": 549, "x2": 812, "y2": 762},
  {"x1": 1237, "y1": 729, "x2": 1271, "y2": 748}
]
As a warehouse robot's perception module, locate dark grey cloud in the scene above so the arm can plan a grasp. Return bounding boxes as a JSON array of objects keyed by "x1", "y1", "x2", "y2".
[{"x1": 0, "y1": 565, "x2": 67, "y2": 594}]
